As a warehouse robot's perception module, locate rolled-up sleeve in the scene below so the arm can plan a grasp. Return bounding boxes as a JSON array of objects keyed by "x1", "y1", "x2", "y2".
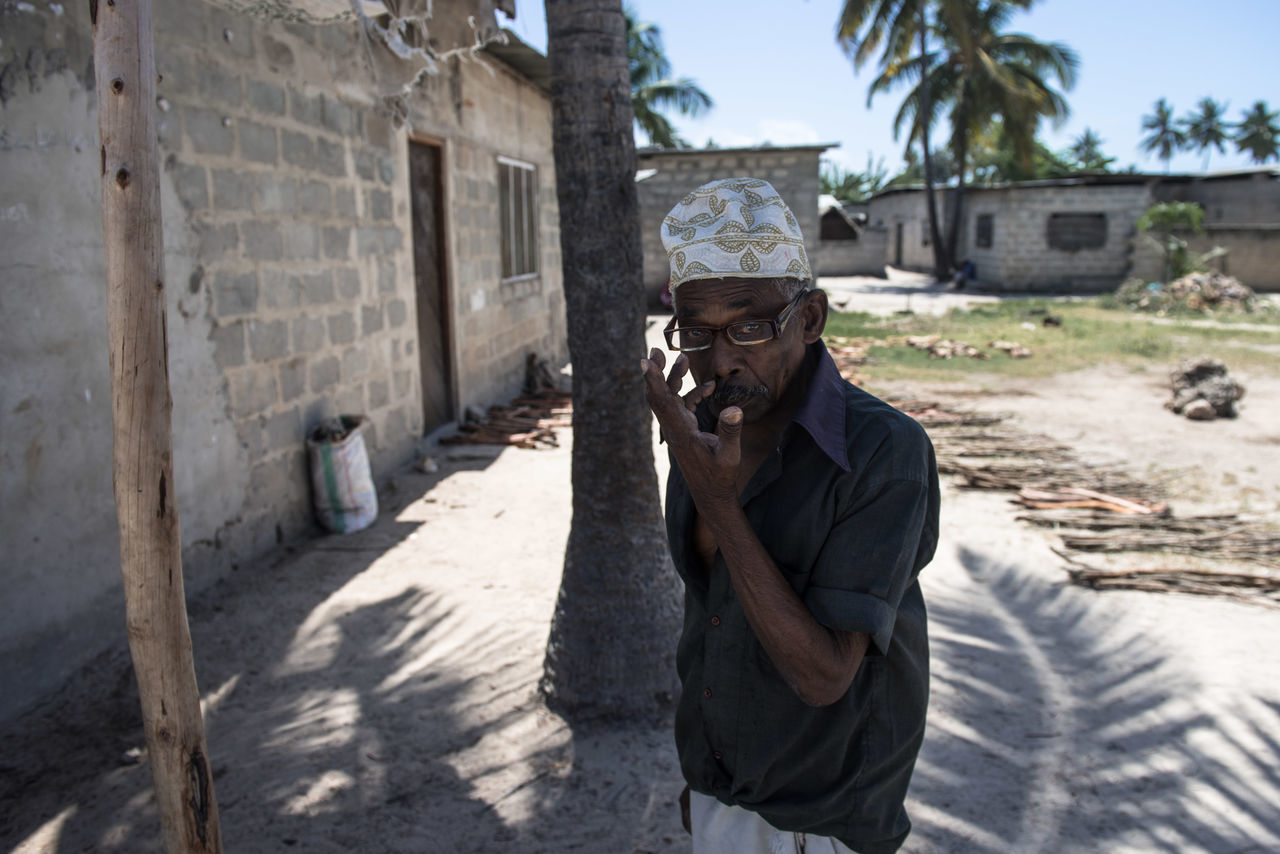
[{"x1": 802, "y1": 415, "x2": 938, "y2": 654}]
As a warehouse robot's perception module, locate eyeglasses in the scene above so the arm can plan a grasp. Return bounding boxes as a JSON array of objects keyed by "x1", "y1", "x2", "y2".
[{"x1": 664, "y1": 291, "x2": 807, "y2": 352}]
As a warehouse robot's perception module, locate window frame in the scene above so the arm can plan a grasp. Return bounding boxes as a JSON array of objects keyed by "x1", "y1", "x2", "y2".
[
  {"x1": 975, "y1": 213, "x2": 994, "y2": 249},
  {"x1": 1046, "y1": 212, "x2": 1108, "y2": 252},
  {"x1": 498, "y1": 156, "x2": 539, "y2": 281}
]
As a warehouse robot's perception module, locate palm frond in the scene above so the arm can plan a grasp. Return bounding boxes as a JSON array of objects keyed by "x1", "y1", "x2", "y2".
[{"x1": 635, "y1": 79, "x2": 713, "y2": 117}]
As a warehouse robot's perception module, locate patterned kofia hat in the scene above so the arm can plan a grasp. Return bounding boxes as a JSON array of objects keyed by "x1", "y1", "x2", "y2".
[{"x1": 662, "y1": 177, "x2": 810, "y2": 290}]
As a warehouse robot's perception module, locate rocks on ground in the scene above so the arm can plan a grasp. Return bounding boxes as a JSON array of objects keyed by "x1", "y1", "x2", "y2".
[{"x1": 1166, "y1": 357, "x2": 1245, "y2": 420}]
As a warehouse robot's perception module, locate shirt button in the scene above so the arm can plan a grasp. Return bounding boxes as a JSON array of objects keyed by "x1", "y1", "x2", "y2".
[
  {"x1": 704, "y1": 687, "x2": 713, "y2": 699},
  {"x1": 713, "y1": 750, "x2": 723, "y2": 760},
  {"x1": 710, "y1": 616, "x2": 721, "y2": 627}
]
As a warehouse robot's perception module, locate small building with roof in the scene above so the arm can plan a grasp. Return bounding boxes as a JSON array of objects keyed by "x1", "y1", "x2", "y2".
[
  {"x1": 817, "y1": 194, "x2": 889, "y2": 278},
  {"x1": 863, "y1": 168, "x2": 1280, "y2": 292}
]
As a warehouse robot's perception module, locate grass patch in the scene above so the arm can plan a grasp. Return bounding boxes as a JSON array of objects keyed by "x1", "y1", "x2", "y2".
[{"x1": 824, "y1": 298, "x2": 1280, "y2": 383}]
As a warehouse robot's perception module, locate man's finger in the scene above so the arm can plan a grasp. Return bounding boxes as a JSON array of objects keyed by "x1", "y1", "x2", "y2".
[
  {"x1": 683, "y1": 379, "x2": 715, "y2": 412},
  {"x1": 641, "y1": 362, "x2": 668, "y2": 410},
  {"x1": 642, "y1": 351, "x2": 695, "y2": 431},
  {"x1": 666, "y1": 352, "x2": 689, "y2": 396},
  {"x1": 716, "y1": 406, "x2": 743, "y2": 468},
  {"x1": 648, "y1": 347, "x2": 666, "y2": 373}
]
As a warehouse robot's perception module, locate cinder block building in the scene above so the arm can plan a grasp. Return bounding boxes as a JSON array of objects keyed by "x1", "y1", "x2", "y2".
[
  {"x1": 864, "y1": 169, "x2": 1280, "y2": 292},
  {"x1": 817, "y1": 195, "x2": 888, "y2": 278},
  {"x1": 0, "y1": 0, "x2": 566, "y2": 721}
]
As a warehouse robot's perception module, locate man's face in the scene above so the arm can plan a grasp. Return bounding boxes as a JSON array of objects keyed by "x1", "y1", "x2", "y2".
[{"x1": 673, "y1": 278, "x2": 813, "y2": 423}]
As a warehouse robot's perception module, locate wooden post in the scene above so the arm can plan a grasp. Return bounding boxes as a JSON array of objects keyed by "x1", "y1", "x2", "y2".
[{"x1": 91, "y1": 0, "x2": 222, "y2": 850}]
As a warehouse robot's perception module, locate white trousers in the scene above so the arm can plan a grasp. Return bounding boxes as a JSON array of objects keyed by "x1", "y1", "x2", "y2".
[{"x1": 689, "y1": 791, "x2": 856, "y2": 854}]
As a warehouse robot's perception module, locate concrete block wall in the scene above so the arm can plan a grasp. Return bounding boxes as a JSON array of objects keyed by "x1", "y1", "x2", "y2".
[
  {"x1": 966, "y1": 184, "x2": 1151, "y2": 292},
  {"x1": 1129, "y1": 226, "x2": 1280, "y2": 291},
  {"x1": 869, "y1": 183, "x2": 1154, "y2": 291},
  {"x1": 1147, "y1": 173, "x2": 1280, "y2": 291},
  {"x1": 1, "y1": 1, "x2": 120, "y2": 724},
  {"x1": 1152, "y1": 171, "x2": 1280, "y2": 226},
  {"x1": 409, "y1": 57, "x2": 566, "y2": 411},
  {"x1": 151, "y1": 2, "x2": 428, "y2": 540},
  {"x1": 637, "y1": 146, "x2": 827, "y2": 303},
  {"x1": 864, "y1": 190, "x2": 945, "y2": 273},
  {"x1": 817, "y1": 225, "x2": 889, "y2": 278},
  {"x1": 0, "y1": 0, "x2": 564, "y2": 723},
  {"x1": 1192, "y1": 227, "x2": 1280, "y2": 291}
]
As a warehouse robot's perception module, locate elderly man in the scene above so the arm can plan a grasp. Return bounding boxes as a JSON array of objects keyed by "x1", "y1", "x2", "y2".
[{"x1": 641, "y1": 178, "x2": 939, "y2": 854}]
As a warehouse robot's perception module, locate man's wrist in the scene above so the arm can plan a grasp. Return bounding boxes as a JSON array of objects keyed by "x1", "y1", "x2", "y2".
[{"x1": 696, "y1": 496, "x2": 748, "y2": 543}]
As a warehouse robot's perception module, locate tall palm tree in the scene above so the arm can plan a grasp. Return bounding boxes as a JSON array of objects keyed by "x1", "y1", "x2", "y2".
[
  {"x1": 1233, "y1": 100, "x2": 1280, "y2": 164},
  {"x1": 542, "y1": 0, "x2": 683, "y2": 720},
  {"x1": 1069, "y1": 127, "x2": 1113, "y2": 172},
  {"x1": 942, "y1": 0, "x2": 1073, "y2": 261},
  {"x1": 868, "y1": 0, "x2": 1076, "y2": 264},
  {"x1": 625, "y1": 6, "x2": 712, "y2": 148},
  {"x1": 1181, "y1": 97, "x2": 1230, "y2": 171},
  {"x1": 837, "y1": 0, "x2": 952, "y2": 277},
  {"x1": 1140, "y1": 98, "x2": 1186, "y2": 172}
]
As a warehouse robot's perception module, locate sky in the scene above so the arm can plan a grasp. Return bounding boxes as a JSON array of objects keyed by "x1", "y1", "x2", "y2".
[{"x1": 507, "y1": 0, "x2": 1280, "y2": 177}]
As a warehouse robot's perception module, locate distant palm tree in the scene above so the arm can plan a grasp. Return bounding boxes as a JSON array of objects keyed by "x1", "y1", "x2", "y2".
[
  {"x1": 1140, "y1": 98, "x2": 1187, "y2": 172},
  {"x1": 1233, "y1": 100, "x2": 1280, "y2": 164},
  {"x1": 1069, "y1": 127, "x2": 1113, "y2": 171},
  {"x1": 838, "y1": 0, "x2": 958, "y2": 277},
  {"x1": 821, "y1": 155, "x2": 890, "y2": 202},
  {"x1": 625, "y1": 6, "x2": 712, "y2": 148},
  {"x1": 868, "y1": 0, "x2": 1076, "y2": 264},
  {"x1": 1181, "y1": 97, "x2": 1230, "y2": 171}
]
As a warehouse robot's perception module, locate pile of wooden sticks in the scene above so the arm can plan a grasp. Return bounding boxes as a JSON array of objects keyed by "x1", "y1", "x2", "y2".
[
  {"x1": 889, "y1": 398, "x2": 1280, "y2": 605},
  {"x1": 440, "y1": 390, "x2": 572, "y2": 449}
]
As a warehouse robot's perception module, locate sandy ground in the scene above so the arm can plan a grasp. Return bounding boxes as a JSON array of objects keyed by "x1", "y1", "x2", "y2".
[{"x1": 4, "y1": 279, "x2": 1279, "y2": 853}]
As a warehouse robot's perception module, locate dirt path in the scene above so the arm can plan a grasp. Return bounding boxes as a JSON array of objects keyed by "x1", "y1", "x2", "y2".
[{"x1": 4, "y1": 322, "x2": 1278, "y2": 853}]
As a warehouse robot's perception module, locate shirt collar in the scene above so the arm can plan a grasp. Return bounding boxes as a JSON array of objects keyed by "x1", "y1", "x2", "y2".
[{"x1": 790, "y1": 342, "x2": 851, "y2": 472}]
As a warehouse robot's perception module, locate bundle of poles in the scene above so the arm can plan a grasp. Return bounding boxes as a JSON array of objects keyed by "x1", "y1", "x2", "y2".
[{"x1": 887, "y1": 397, "x2": 1280, "y2": 607}]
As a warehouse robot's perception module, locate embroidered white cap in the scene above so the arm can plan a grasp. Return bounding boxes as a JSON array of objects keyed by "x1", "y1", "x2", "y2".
[{"x1": 662, "y1": 177, "x2": 811, "y2": 290}]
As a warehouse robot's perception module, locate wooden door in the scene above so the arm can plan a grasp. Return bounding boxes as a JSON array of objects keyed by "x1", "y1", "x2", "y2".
[
  {"x1": 894, "y1": 221, "x2": 904, "y2": 267},
  {"x1": 408, "y1": 141, "x2": 453, "y2": 434}
]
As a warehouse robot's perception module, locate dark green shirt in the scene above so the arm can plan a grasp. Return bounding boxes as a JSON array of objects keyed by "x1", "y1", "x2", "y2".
[{"x1": 665, "y1": 342, "x2": 939, "y2": 854}]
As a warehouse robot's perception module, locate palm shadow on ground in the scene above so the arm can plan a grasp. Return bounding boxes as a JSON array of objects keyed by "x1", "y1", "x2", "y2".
[
  {"x1": 10, "y1": 431, "x2": 1275, "y2": 852},
  {"x1": 1, "y1": 449, "x2": 688, "y2": 854},
  {"x1": 0, "y1": 458, "x2": 537, "y2": 852},
  {"x1": 908, "y1": 542, "x2": 1280, "y2": 853}
]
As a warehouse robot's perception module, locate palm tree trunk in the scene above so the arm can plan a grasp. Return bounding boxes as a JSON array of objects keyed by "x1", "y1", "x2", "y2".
[
  {"x1": 541, "y1": 0, "x2": 683, "y2": 720},
  {"x1": 945, "y1": 110, "x2": 969, "y2": 271},
  {"x1": 916, "y1": 6, "x2": 950, "y2": 278},
  {"x1": 92, "y1": 0, "x2": 221, "y2": 850}
]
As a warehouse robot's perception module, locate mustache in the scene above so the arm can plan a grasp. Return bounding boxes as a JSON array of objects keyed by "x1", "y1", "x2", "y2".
[{"x1": 712, "y1": 383, "x2": 769, "y2": 407}]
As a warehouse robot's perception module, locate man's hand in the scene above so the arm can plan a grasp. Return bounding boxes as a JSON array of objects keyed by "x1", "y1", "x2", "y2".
[
  {"x1": 643, "y1": 350, "x2": 871, "y2": 707},
  {"x1": 641, "y1": 348, "x2": 742, "y2": 507}
]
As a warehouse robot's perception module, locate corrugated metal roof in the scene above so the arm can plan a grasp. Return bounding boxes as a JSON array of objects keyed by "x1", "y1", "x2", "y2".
[{"x1": 868, "y1": 165, "x2": 1280, "y2": 201}]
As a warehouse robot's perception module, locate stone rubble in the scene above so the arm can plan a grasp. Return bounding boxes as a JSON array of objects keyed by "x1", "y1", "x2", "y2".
[{"x1": 1166, "y1": 357, "x2": 1245, "y2": 420}]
